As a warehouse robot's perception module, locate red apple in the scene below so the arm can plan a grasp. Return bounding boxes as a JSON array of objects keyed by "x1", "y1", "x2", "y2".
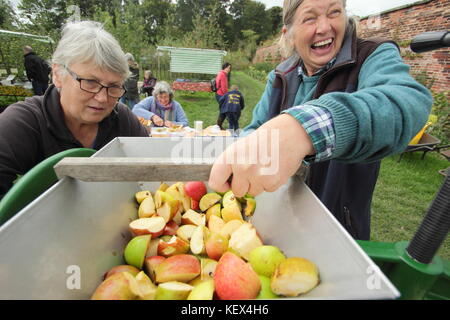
[
  {"x1": 184, "y1": 181, "x2": 207, "y2": 202},
  {"x1": 214, "y1": 252, "x2": 261, "y2": 300}
]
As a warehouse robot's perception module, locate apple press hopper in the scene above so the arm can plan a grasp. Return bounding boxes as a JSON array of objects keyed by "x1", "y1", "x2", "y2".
[{"x1": 0, "y1": 137, "x2": 399, "y2": 299}]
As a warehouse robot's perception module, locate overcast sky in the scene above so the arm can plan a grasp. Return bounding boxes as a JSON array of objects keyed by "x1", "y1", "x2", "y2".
[{"x1": 257, "y1": 0, "x2": 420, "y2": 16}]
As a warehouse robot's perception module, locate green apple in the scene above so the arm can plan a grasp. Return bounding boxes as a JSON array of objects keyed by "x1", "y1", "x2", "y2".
[
  {"x1": 187, "y1": 280, "x2": 215, "y2": 300},
  {"x1": 124, "y1": 235, "x2": 151, "y2": 269},
  {"x1": 249, "y1": 245, "x2": 286, "y2": 277},
  {"x1": 256, "y1": 275, "x2": 278, "y2": 299}
]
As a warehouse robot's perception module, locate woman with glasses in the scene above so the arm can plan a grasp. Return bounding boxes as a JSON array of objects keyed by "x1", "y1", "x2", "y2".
[
  {"x1": 0, "y1": 21, "x2": 148, "y2": 199},
  {"x1": 132, "y1": 81, "x2": 188, "y2": 128}
]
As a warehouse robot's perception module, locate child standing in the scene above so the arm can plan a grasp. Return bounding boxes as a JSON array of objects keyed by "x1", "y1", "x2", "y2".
[{"x1": 219, "y1": 85, "x2": 245, "y2": 134}]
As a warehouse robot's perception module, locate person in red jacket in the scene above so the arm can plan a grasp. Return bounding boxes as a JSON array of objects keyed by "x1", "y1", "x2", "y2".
[{"x1": 215, "y1": 62, "x2": 231, "y2": 129}]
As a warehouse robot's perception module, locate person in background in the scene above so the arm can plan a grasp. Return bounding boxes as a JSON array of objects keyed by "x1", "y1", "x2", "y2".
[
  {"x1": 23, "y1": 45, "x2": 51, "y2": 96},
  {"x1": 215, "y1": 62, "x2": 232, "y2": 129},
  {"x1": 141, "y1": 70, "x2": 157, "y2": 97},
  {"x1": 0, "y1": 21, "x2": 148, "y2": 199},
  {"x1": 120, "y1": 53, "x2": 140, "y2": 109},
  {"x1": 132, "y1": 81, "x2": 188, "y2": 128},
  {"x1": 219, "y1": 85, "x2": 245, "y2": 134},
  {"x1": 208, "y1": 0, "x2": 432, "y2": 240}
]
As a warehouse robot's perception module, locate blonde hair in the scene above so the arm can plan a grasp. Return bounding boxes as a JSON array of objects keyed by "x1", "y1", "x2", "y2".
[{"x1": 278, "y1": 0, "x2": 355, "y2": 58}]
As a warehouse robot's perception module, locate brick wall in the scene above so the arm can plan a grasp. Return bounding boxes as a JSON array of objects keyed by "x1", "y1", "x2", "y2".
[
  {"x1": 357, "y1": 0, "x2": 449, "y2": 94},
  {"x1": 254, "y1": 0, "x2": 449, "y2": 93}
]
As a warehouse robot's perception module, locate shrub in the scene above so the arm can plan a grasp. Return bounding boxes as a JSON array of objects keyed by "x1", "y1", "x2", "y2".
[{"x1": 429, "y1": 91, "x2": 450, "y2": 145}]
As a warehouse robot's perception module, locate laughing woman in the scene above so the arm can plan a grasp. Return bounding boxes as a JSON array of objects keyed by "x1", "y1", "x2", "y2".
[{"x1": 208, "y1": 0, "x2": 432, "y2": 240}]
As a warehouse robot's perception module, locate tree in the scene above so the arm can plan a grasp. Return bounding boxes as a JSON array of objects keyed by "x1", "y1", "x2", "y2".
[
  {"x1": 0, "y1": 0, "x2": 19, "y2": 30},
  {"x1": 229, "y1": 0, "x2": 271, "y2": 46},
  {"x1": 267, "y1": 6, "x2": 283, "y2": 35},
  {"x1": 140, "y1": 0, "x2": 173, "y2": 44},
  {"x1": 18, "y1": 0, "x2": 69, "y2": 41}
]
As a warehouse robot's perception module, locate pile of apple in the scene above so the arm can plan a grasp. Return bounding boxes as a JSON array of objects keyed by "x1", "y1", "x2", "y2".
[{"x1": 91, "y1": 181, "x2": 320, "y2": 300}]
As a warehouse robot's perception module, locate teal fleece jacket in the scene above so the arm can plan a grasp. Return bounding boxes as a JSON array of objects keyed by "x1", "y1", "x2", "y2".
[{"x1": 243, "y1": 43, "x2": 433, "y2": 163}]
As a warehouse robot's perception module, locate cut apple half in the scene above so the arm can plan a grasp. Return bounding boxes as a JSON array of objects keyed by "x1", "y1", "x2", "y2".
[
  {"x1": 138, "y1": 196, "x2": 156, "y2": 218},
  {"x1": 190, "y1": 225, "x2": 208, "y2": 255},
  {"x1": 176, "y1": 224, "x2": 197, "y2": 242},
  {"x1": 181, "y1": 209, "x2": 206, "y2": 226},
  {"x1": 129, "y1": 216, "x2": 166, "y2": 237}
]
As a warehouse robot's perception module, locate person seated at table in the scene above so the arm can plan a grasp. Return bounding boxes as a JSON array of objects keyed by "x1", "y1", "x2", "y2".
[
  {"x1": 0, "y1": 21, "x2": 148, "y2": 200},
  {"x1": 132, "y1": 81, "x2": 189, "y2": 128}
]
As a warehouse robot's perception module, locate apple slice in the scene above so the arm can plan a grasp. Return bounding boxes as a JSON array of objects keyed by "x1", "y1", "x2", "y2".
[
  {"x1": 138, "y1": 196, "x2": 156, "y2": 218},
  {"x1": 176, "y1": 224, "x2": 197, "y2": 242},
  {"x1": 155, "y1": 281, "x2": 193, "y2": 300},
  {"x1": 145, "y1": 238, "x2": 160, "y2": 258},
  {"x1": 166, "y1": 182, "x2": 191, "y2": 213},
  {"x1": 157, "y1": 182, "x2": 169, "y2": 192},
  {"x1": 205, "y1": 232, "x2": 229, "y2": 261},
  {"x1": 155, "y1": 254, "x2": 201, "y2": 283},
  {"x1": 181, "y1": 209, "x2": 206, "y2": 226},
  {"x1": 222, "y1": 190, "x2": 242, "y2": 210},
  {"x1": 199, "y1": 193, "x2": 222, "y2": 212},
  {"x1": 158, "y1": 235, "x2": 190, "y2": 257},
  {"x1": 157, "y1": 200, "x2": 181, "y2": 223},
  {"x1": 243, "y1": 197, "x2": 256, "y2": 217},
  {"x1": 190, "y1": 225, "x2": 209, "y2": 255},
  {"x1": 229, "y1": 223, "x2": 263, "y2": 261},
  {"x1": 135, "y1": 190, "x2": 152, "y2": 204},
  {"x1": 163, "y1": 220, "x2": 179, "y2": 236},
  {"x1": 208, "y1": 214, "x2": 225, "y2": 234},
  {"x1": 173, "y1": 209, "x2": 182, "y2": 225},
  {"x1": 270, "y1": 257, "x2": 320, "y2": 297},
  {"x1": 221, "y1": 203, "x2": 243, "y2": 223},
  {"x1": 154, "y1": 190, "x2": 174, "y2": 208},
  {"x1": 187, "y1": 279, "x2": 215, "y2": 300},
  {"x1": 144, "y1": 256, "x2": 166, "y2": 283},
  {"x1": 129, "y1": 271, "x2": 157, "y2": 300},
  {"x1": 103, "y1": 265, "x2": 140, "y2": 280},
  {"x1": 129, "y1": 216, "x2": 166, "y2": 237},
  {"x1": 206, "y1": 203, "x2": 222, "y2": 221},
  {"x1": 219, "y1": 220, "x2": 243, "y2": 239}
]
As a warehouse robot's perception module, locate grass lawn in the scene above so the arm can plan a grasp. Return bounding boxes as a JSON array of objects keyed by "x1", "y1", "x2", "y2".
[
  {"x1": 173, "y1": 71, "x2": 264, "y2": 129},
  {"x1": 172, "y1": 71, "x2": 450, "y2": 260}
]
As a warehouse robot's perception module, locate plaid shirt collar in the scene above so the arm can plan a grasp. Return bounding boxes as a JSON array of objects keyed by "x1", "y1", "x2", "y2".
[{"x1": 298, "y1": 57, "x2": 337, "y2": 78}]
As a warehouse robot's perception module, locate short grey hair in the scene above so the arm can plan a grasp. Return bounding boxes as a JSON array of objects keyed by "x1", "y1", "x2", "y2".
[
  {"x1": 52, "y1": 21, "x2": 129, "y2": 79},
  {"x1": 153, "y1": 81, "x2": 174, "y2": 100},
  {"x1": 279, "y1": 0, "x2": 355, "y2": 58}
]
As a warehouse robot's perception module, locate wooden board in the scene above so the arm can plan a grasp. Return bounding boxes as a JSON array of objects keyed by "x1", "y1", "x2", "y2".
[{"x1": 54, "y1": 157, "x2": 216, "y2": 182}]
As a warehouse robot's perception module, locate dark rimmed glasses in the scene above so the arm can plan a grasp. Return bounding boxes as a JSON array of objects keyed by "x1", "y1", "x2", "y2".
[{"x1": 64, "y1": 66, "x2": 126, "y2": 98}]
